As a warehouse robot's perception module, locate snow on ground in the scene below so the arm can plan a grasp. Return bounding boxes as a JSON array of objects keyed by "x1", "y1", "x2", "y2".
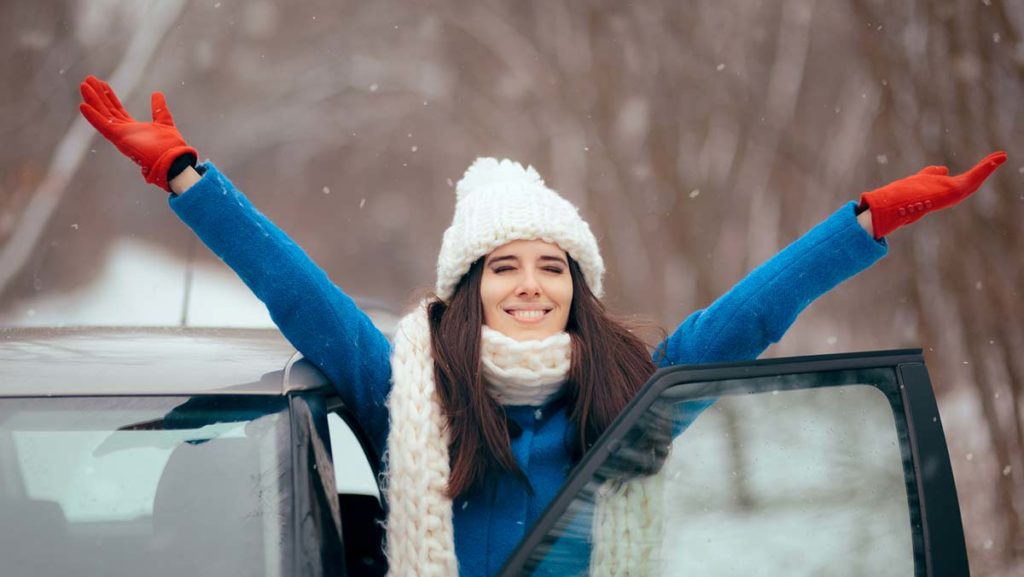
[{"x1": 0, "y1": 239, "x2": 276, "y2": 328}]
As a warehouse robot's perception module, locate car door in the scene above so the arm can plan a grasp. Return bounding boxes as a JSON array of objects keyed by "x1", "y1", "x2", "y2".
[{"x1": 499, "y1": 349, "x2": 967, "y2": 577}]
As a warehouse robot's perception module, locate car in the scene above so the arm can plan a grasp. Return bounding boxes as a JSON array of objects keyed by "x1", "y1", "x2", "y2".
[
  {"x1": 0, "y1": 327, "x2": 967, "y2": 576},
  {"x1": 0, "y1": 326, "x2": 387, "y2": 577}
]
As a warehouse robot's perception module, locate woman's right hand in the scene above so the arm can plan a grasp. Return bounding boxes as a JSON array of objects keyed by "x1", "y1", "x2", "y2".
[
  {"x1": 78, "y1": 75, "x2": 198, "y2": 192},
  {"x1": 857, "y1": 151, "x2": 1006, "y2": 239}
]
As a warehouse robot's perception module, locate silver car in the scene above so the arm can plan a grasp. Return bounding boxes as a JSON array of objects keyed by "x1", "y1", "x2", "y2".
[{"x1": 0, "y1": 327, "x2": 967, "y2": 576}]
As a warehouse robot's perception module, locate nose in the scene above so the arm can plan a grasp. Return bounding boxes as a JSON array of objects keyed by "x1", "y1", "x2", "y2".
[{"x1": 515, "y1": 270, "x2": 542, "y2": 297}]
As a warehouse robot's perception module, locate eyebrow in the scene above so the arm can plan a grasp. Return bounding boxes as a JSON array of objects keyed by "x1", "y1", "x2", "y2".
[{"x1": 486, "y1": 254, "x2": 568, "y2": 266}]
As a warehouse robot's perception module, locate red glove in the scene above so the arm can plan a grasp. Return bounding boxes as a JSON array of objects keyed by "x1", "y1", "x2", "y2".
[
  {"x1": 78, "y1": 75, "x2": 197, "y2": 192},
  {"x1": 859, "y1": 151, "x2": 1007, "y2": 239}
]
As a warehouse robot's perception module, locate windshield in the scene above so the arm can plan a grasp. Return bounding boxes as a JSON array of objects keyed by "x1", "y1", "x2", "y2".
[{"x1": 0, "y1": 396, "x2": 292, "y2": 577}]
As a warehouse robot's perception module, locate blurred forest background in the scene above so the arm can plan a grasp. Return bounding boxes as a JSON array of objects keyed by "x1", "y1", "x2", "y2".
[{"x1": 0, "y1": 0, "x2": 1021, "y2": 573}]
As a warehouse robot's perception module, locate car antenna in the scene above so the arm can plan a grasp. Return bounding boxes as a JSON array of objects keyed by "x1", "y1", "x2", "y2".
[{"x1": 179, "y1": 234, "x2": 197, "y2": 327}]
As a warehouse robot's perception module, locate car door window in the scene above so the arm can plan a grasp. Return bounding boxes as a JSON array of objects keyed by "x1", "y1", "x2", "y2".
[
  {"x1": 657, "y1": 382, "x2": 912, "y2": 575},
  {"x1": 327, "y1": 412, "x2": 379, "y2": 498},
  {"x1": 501, "y1": 352, "x2": 966, "y2": 577}
]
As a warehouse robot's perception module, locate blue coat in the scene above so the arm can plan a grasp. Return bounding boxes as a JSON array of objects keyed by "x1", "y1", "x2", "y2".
[{"x1": 170, "y1": 162, "x2": 887, "y2": 576}]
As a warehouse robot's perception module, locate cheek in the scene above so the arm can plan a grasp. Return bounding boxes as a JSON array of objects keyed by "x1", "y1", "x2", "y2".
[
  {"x1": 550, "y1": 278, "x2": 574, "y2": 310},
  {"x1": 552, "y1": 286, "x2": 573, "y2": 330},
  {"x1": 479, "y1": 275, "x2": 506, "y2": 319}
]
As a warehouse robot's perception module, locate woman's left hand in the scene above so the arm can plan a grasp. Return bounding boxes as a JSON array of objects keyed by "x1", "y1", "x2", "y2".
[{"x1": 858, "y1": 151, "x2": 1007, "y2": 239}]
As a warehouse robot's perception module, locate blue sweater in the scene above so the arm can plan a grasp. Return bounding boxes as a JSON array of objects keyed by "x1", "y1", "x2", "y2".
[{"x1": 170, "y1": 163, "x2": 887, "y2": 576}]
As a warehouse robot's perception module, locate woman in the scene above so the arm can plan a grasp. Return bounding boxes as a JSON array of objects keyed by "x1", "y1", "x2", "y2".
[{"x1": 78, "y1": 75, "x2": 1004, "y2": 576}]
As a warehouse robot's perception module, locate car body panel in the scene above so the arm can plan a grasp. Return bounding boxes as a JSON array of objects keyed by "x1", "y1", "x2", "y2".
[{"x1": 0, "y1": 327, "x2": 330, "y2": 396}]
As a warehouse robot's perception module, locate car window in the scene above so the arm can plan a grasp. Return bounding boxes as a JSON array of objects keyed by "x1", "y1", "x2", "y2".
[
  {"x1": 500, "y1": 355, "x2": 964, "y2": 577},
  {"x1": 660, "y1": 384, "x2": 912, "y2": 575},
  {"x1": 327, "y1": 411, "x2": 380, "y2": 498},
  {"x1": 0, "y1": 396, "x2": 292, "y2": 577}
]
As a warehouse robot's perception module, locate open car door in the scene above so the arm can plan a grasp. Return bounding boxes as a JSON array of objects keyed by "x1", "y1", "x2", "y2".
[{"x1": 499, "y1": 350, "x2": 968, "y2": 577}]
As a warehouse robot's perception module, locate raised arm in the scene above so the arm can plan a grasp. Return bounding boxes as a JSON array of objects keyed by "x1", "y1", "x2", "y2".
[
  {"x1": 657, "y1": 151, "x2": 1006, "y2": 368},
  {"x1": 657, "y1": 201, "x2": 886, "y2": 367},
  {"x1": 167, "y1": 162, "x2": 392, "y2": 449},
  {"x1": 78, "y1": 75, "x2": 392, "y2": 453}
]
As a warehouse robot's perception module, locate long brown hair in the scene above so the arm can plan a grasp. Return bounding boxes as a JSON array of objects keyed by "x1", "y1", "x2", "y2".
[{"x1": 428, "y1": 256, "x2": 658, "y2": 498}]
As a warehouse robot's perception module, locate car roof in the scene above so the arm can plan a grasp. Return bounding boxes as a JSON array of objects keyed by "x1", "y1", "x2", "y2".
[{"x1": 0, "y1": 327, "x2": 332, "y2": 397}]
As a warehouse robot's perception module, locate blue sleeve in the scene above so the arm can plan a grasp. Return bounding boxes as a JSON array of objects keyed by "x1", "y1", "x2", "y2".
[
  {"x1": 658, "y1": 202, "x2": 887, "y2": 436},
  {"x1": 656, "y1": 201, "x2": 888, "y2": 367},
  {"x1": 168, "y1": 162, "x2": 392, "y2": 454}
]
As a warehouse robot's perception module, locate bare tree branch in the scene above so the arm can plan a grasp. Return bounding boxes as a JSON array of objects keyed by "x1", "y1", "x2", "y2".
[{"x1": 0, "y1": 0, "x2": 188, "y2": 301}]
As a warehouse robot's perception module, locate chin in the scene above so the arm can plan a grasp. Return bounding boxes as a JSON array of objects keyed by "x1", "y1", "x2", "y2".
[{"x1": 505, "y1": 325, "x2": 559, "y2": 341}]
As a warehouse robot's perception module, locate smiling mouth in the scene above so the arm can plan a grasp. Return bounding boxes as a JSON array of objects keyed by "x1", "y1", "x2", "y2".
[{"x1": 505, "y1": 309, "x2": 551, "y2": 323}]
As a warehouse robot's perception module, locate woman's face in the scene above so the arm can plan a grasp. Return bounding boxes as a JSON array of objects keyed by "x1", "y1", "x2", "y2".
[{"x1": 480, "y1": 239, "x2": 574, "y2": 341}]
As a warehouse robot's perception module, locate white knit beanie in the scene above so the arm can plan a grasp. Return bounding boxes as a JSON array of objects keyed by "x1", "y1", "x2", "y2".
[{"x1": 435, "y1": 158, "x2": 605, "y2": 301}]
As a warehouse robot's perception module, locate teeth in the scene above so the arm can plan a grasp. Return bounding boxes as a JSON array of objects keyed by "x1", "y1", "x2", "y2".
[{"x1": 511, "y1": 310, "x2": 546, "y2": 320}]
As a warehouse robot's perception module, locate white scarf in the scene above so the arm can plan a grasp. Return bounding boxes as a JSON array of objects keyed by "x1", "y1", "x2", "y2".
[
  {"x1": 480, "y1": 325, "x2": 571, "y2": 406},
  {"x1": 383, "y1": 303, "x2": 662, "y2": 576}
]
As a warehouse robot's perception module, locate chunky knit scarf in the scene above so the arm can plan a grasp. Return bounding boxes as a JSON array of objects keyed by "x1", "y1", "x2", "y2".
[{"x1": 384, "y1": 304, "x2": 662, "y2": 576}]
